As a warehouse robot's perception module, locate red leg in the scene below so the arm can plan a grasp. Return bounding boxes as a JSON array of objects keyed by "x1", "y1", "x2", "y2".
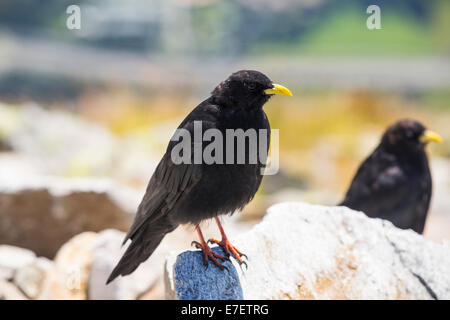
[
  {"x1": 208, "y1": 217, "x2": 247, "y2": 266},
  {"x1": 191, "y1": 225, "x2": 226, "y2": 269}
]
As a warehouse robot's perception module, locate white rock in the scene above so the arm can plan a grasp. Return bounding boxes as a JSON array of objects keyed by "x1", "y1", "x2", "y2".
[
  {"x1": 0, "y1": 245, "x2": 54, "y2": 299},
  {"x1": 0, "y1": 279, "x2": 28, "y2": 300},
  {"x1": 0, "y1": 245, "x2": 36, "y2": 277},
  {"x1": 88, "y1": 229, "x2": 177, "y2": 300},
  {"x1": 0, "y1": 267, "x2": 14, "y2": 281},
  {"x1": 88, "y1": 229, "x2": 132, "y2": 300},
  {"x1": 13, "y1": 264, "x2": 46, "y2": 299},
  {"x1": 34, "y1": 257, "x2": 54, "y2": 273},
  {"x1": 38, "y1": 232, "x2": 98, "y2": 300},
  {"x1": 165, "y1": 202, "x2": 450, "y2": 300}
]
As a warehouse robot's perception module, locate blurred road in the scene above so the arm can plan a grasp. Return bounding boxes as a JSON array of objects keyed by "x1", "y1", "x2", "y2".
[{"x1": 1, "y1": 33, "x2": 449, "y2": 92}]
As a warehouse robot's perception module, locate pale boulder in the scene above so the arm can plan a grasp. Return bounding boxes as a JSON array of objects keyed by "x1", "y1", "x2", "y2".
[
  {"x1": 0, "y1": 279, "x2": 28, "y2": 300},
  {"x1": 38, "y1": 232, "x2": 97, "y2": 300},
  {"x1": 165, "y1": 202, "x2": 450, "y2": 300},
  {"x1": 0, "y1": 245, "x2": 36, "y2": 280},
  {"x1": 0, "y1": 175, "x2": 138, "y2": 258}
]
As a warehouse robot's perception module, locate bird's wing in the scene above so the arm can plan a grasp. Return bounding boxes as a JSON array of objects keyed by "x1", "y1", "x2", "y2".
[
  {"x1": 123, "y1": 102, "x2": 221, "y2": 244},
  {"x1": 341, "y1": 150, "x2": 408, "y2": 213},
  {"x1": 122, "y1": 124, "x2": 206, "y2": 244}
]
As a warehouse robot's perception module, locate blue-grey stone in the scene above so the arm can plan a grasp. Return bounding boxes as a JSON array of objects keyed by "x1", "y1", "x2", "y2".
[{"x1": 174, "y1": 246, "x2": 243, "y2": 300}]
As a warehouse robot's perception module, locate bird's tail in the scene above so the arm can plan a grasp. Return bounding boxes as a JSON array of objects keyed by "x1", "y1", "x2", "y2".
[{"x1": 106, "y1": 217, "x2": 176, "y2": 284}]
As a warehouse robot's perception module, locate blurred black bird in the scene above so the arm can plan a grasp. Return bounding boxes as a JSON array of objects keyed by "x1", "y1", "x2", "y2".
[
  {"x1": 107, "y1": 70, "x2": 292, "y2": 284},
  {"x1": 340, "y1": 119, "x2": 442, "y2": 234}
]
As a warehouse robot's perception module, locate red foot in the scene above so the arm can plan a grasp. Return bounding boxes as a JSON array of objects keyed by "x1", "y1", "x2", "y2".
[
  {"x1": 191, "y1": 241, "x2": 226, "y2": 270},
  {"x1": 208, "y1": 237, "x2": 247, "y2": 268}
]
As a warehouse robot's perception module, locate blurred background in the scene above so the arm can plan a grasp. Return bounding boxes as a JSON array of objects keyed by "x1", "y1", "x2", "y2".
[{"x1": 0, "y1": 0, "x2": 449, "y2": 299}]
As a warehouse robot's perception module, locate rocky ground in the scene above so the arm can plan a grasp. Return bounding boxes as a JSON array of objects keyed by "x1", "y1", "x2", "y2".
[
  {"x1": 0, "y1": 213, "x2": 250, "y2": 300},
  {"x1": 1, "y1": 200, "x2": 449, "y2": 300},
  {"x1": 0, "y1": 173, "x2": 251, "y2": 300},
  {"x1": 166, "y1": 203, "x2": 450, "y2": 300}
]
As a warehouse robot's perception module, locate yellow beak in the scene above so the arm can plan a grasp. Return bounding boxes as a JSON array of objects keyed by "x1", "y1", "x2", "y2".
[
  {"x1": 264, "y1": 83, "x2": 293, "y2": 96},
  {"x1": 420, "y1": 130, "x2": 443, "y2": 144}
]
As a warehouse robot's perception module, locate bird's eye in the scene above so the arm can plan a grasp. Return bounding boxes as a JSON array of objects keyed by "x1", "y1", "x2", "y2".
[
  {"x1": 405, "y1": 130, "x2": 415, "y2": 139},
  {"x1": 246, "y1": 82, "x2": 256, "y2": 91}
]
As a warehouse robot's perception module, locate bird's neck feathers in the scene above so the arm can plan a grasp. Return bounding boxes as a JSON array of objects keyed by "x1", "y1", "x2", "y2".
[
  {"x1": 211, "y1": 83, "x2": 270, "y2": 111},
  {"x1": 213, "y1": 95, "x2": 270, "y2": 111},
  {"x1": 379, "y1": 140, "x2": 428, "y2": 167}
]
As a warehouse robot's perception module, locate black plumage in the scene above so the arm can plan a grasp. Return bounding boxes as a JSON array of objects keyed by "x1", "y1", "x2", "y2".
[
  {"x1": 340, "y1": 119, "x2": 442, "y2": 234},
  {"x1": 107, "y1": 70, "x2": 292, "y2": 283}
]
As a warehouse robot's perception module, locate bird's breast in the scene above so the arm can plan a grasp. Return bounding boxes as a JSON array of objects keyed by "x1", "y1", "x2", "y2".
[
  {"x1": 173, "y1": 162, "x2": 262, "y2": 225},
  {"x1": 170, "y1": 109, "x2": 269, "y2": 225}
]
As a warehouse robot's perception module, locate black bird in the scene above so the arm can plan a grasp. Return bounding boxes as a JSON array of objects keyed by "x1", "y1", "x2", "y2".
[
  {"x1": 107, "y1": 70, "x2": 292, "y2": 283},
  {"x1": 340, "y1": 119, "x2": 442, "y2": 234}
]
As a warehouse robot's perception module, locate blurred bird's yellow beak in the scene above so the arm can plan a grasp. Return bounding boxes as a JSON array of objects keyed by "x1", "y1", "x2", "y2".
[
  {"x1": 420, "y1": 130, "x2": 443, "y2": 144},
  {"x1": 264, "y1": 84, "x2": 293, "y2": 96}
]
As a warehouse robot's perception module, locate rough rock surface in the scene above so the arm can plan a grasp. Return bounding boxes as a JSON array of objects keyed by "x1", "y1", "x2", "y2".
[
  {"x1": 40, "y1": 229, "x2": 177, "y2": 300},
  {"x1": 0, "y1": 176, "x2": 139, "y2": 257},
  {"x1": 165, "y1": 202, "x2": 450, "y2": 300},
  {"x1": 0, "y1": 279, "x2": 28, "y2": 300},
  {"x1": 0, "y1": 245, "x2": 54, "y2": 299},
  {"x1": 13, "y1": 263, "x2": 47, "y2": 299},
  {"x1": 165, "y1": 247, "x2": 243, "y2": 300},
  {"x1": 39, "y1": 232, "x2": 97, "y2": 300},
  {"x1": 0, "y1": 245, "x2": 36, "y2": 279},
  {"x1": 88, "y1": 229, "x2": 162, "y2": 300}
]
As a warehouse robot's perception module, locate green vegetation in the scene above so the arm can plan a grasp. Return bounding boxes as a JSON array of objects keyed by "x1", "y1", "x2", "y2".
[{"x1": 251, "y1": 6, "x2": 436, "y2": 57}]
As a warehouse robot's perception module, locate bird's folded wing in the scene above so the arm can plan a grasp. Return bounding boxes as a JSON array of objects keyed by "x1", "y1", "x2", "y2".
[
  {"x1": 122, "y1": 118, "x2": 207, "y2": 244},
  {"x1": 371, "y1": 166, "x2": 407, "y2": 192},
  {"x1": 123, "y1": 156, "x2": 202, "y2": 244},
  {"x1": 342, "y1": 162, "x2": 408, "y2": 211}
]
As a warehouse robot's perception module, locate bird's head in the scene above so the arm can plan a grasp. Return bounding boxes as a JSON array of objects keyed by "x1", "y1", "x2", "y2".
[
  {"x1": 211, "y1": 70, "x2": 292, "y2": 109},
  {"x1": 382, "y1": 119, "x2": 442, "y2": 154}
]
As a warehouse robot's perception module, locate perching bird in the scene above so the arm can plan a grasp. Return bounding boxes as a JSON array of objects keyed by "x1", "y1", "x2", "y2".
[
  {"x1": 340, "y1": 119, "x2": 442, "y2": 234},
  {"x1": 107, "y1": 70, "x2": 292, "y2": 283}
]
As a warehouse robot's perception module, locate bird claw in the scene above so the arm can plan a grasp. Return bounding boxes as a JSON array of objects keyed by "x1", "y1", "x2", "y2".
[
  {"x1": 238, "y1": 260, "x2": 248, "y2": 271},
  {"x1": 193, "y1": 240, "x2": 227, "y2": 270},
  {"x1": 208, "y1": 237, "x2": 248, "y2": 266},
  {"x1": 191, "y1": 240, "x2": 201, "y2": 249}
]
